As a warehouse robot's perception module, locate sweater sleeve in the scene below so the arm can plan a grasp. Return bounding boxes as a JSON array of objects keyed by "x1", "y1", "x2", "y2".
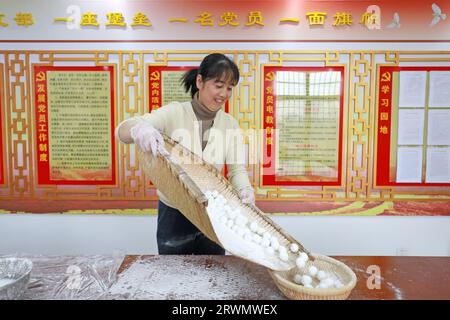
[
  {"x1": 115, "y1": 104, "x2": 174, "y2": 144},
  {"x1": 225, "y1": 117, "x2": 252, "y2": 191}
]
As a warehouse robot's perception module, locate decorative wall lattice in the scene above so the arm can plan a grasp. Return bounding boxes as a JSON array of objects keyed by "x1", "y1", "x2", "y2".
[{"x1": 1, "y1": 50, "x2": 449, "y2": 210}]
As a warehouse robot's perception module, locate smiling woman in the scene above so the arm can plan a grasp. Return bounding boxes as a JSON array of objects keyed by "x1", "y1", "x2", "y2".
[{"x1": 115, "y1": 53, "x2": 254, "y2": 256}]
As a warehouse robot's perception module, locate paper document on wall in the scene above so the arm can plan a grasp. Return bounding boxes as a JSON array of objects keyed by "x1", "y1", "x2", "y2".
[
  {"x1": 426, "y1": 147, "x2": 450, "y2": 183},
  {"x1": 396, "y1": 147, "x2": 423, "y2": 183},
  {"x1": 399, "y1": 71, "x2": 427, "y2": 108},
  {"x1": 427, "y1": 109, "x2": 450, "y2": 146},
  {"x1": 398, "y1": 109, "x2": 425, "y2": 145},
  {"x1": 429, "y1": 71, "x2": 450, "y2": 108}
]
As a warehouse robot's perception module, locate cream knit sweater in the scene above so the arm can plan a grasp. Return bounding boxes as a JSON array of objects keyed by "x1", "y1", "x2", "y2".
[{"x1": 116, "y1": 101, "x2": 251, "y2": 209}]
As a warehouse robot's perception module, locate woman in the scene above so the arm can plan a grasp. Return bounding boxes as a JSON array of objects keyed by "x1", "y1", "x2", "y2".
[{"x1": 115, "y1": 53, "x2": 255, "y2": 255}]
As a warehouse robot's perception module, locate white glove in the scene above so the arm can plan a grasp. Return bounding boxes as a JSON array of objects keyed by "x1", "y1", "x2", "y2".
[
  {"x1": 130, "y1": 120, "x2": 165, "y2": 156},
  {"x1": 239, "y1": 186, "x2": 255, "y2": 205}
]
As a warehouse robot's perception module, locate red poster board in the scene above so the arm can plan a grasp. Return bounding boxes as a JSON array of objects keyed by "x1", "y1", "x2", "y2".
[
  {"x1": 376, "y1": 66, "x2": 450, "y2": 187},
  {"x1": 262, "y1": 66, "x2": 344, "y2": 186},
  {"x1": 33, "y1": 66, "x2": 116, "y2": 185},
  {"x1": 0, "y1": 82, "x2": 4, "y2": 185}
]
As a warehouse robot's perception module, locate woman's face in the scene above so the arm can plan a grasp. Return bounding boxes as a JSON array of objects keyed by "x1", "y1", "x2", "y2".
[{"x1": 196, "y1": 74, "x2": 234, "y2": 112}]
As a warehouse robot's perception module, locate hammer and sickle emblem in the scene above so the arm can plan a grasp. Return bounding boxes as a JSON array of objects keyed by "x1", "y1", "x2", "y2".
[
  {"x1": 265, "y1": 71, "x2": 275, "y2": 81},
  {"x1": 381, "y1": 72, "x2": 391, "y2": 82},
  {"x1": 36, "y1": 71, "x2": 46, "y2": 82},
  {"x1": 150, "y1": 71, "x2": 160, "y2": 81}
]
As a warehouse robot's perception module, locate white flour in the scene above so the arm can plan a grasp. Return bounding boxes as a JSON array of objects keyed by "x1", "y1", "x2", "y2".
[{"x1": 107, "y1": 256, "x2": 285, "y2": 300}]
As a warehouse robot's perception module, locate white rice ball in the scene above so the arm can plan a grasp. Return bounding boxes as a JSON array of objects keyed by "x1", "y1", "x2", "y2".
[
  {"x1": 298, "y1": 252, "x2": 309, "y2": 262},
  {"x1": 301, "y1": 275, "x2": 312, "y2": 286},
  {"x1": 252, "y1": 234, "x2": 262, "y2": 244},
  {"x1": 211, "y1": 190, "x2": 219, "y2": 198},
  {"x1": 249, "y1": 221, "x2": 258, "y2": 232},
  {"x1": 261, "y1": 238, "x2": 270, "y2": 247},
  {"x1": 262, "y1": 232, "x2": 271, "y2": 240},
  {"x1": 226, "y1": 219, "x2": 234, "y2": 228},
  {"x1": 295, "y1": 257, "x2": 306, "y2": 268},
  {"x1": 205, "y1": 191, "x2": 212, "y2": 199},
  {"x1": 289, "y1": 243, "x2": 299, "y2": 253},
  {"x1": 316, "y1": 270, "x2": 327, "y2": 281},
  {"x1": 334, "y1": 280, "x2": 344, "y2": 288},
  {"x1": 279, "y1": 251, "x2": 289, "y2": 261},
  {"x1": 244, "y1": 233, "x2": 252, "y2": 242},
  {"x1": 227, "y1": 209, "x2": 237, "y2": 220},
  {"x1": 293, "y1": 274, "x2": 303, "y2": 284},
  {"x1": 316, "y1": 282, "x2": 328, "y2": 289},
  {"x1": 234, "y1": 214, "x2": 247, "y2": 226},
  {"x1": 266, "y1": 247, "x2": 275, "y2": 255},
  {"x1": 237, "y1": 227, "x2": 245, "y2": 237},
  {"x1": 323, "y1": 278, "x2": 335, "y2": 287},
  {"x1": 308, "y1": 266, "x2": 318, "y2": 277},
  {"x1": 278, "y1": 246, "x2": 287, "y2": 254}
]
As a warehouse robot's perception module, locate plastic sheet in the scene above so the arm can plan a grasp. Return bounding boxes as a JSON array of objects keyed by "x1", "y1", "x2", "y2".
[
  {"x1": 0, "y1": 252, "x2": 125, "y2": 300},
  {"x1": 0, "y1": 258, "x2": 33, "y2": 300}
]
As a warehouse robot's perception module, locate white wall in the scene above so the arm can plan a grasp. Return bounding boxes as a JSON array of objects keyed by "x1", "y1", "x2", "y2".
[{"x1": 1, "y1": 214, "x2": 449, "y2": 256}]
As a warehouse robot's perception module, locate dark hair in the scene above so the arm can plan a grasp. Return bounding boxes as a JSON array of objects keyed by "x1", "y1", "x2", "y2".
[{"x1": 181, "y1": 53, "x2": 240, "y2": 98}]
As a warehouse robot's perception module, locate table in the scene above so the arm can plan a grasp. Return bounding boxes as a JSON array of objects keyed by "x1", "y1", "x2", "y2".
[
  {"x1": 115, "y1": 255, "x2": 450, "y2": 300},
  {"x1": 12, "y1": 255, "x2": 450, "y2": 300}
]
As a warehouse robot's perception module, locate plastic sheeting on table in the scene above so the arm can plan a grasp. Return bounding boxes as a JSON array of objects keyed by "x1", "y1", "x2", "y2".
[{"x1": 0, "y1": 253, "x2": 125, "y2": 300}]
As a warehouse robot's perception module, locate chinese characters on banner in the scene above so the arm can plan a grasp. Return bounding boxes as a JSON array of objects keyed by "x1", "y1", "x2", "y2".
[
  {"x1": 0, "y1": 10, "x2": 379, "y2": 29},
  {"x1": 2, "y1": 0, "x2": 450, "y2": 40},
  {"x1": 33, "y1": 66, "x2": 116, "y2": 185}
]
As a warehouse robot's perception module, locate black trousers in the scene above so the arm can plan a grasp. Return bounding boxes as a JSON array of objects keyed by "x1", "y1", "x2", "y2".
[{"x1": 156, "y1": 201, "x2": 225, "y2": 255}]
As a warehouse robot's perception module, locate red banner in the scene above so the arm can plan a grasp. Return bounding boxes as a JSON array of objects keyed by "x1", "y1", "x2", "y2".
[
  {"x1": 33, "y1": 66, "x2": 116, "y2": 185},
  {"x1": 0, "y1": 83, "x2": 4, "y2": 185}
]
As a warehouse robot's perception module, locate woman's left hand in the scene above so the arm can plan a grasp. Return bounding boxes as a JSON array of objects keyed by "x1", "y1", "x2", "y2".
[{"x1": 239, "y1": 186, "x2": 255, "y2": 205}]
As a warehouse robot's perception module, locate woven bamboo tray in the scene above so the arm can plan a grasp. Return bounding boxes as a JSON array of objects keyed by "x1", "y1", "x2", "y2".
[
  {"x1": 137, "y1": 135, "x2": 310, "y2": 261},
  {"x1": 137, "y1": 134, "x2": 356, "y2": 299},
  {"x1": 269, "y1": 254, "x2": 357, "y2": 300}
]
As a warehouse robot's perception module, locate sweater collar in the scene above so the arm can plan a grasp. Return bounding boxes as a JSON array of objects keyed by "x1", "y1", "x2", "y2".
[{"x1": 191, "y1": 91, "x2": 219, "y2": 121}]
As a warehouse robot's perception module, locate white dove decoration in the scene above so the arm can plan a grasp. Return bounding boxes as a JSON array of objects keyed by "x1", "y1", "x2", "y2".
[
  {"x1": 387, "y1": 12, "x2": 401, "y2": 28},
  {"x1": 430, "y1": 3, "x2": 447, "y2": 26}
]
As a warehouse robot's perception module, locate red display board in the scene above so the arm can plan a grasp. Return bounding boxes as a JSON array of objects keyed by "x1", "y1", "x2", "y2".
[
  {"x1": 262, "y1": 66, "x2": 344, "y2": 186},
  {"x1": 0, "y1": 83, "x2": 4, "y2": 185},
  {"x1": 33, "y1": 66, "x2": 116, "y2": 185},
  {"x1": 376, "y1": 66, "x2": 450, "y2": 187}
]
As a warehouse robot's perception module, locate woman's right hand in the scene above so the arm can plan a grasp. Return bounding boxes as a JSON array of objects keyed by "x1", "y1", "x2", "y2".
[{"x1": 130, "y1": 121, "x2": 165, "y2": 157}]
